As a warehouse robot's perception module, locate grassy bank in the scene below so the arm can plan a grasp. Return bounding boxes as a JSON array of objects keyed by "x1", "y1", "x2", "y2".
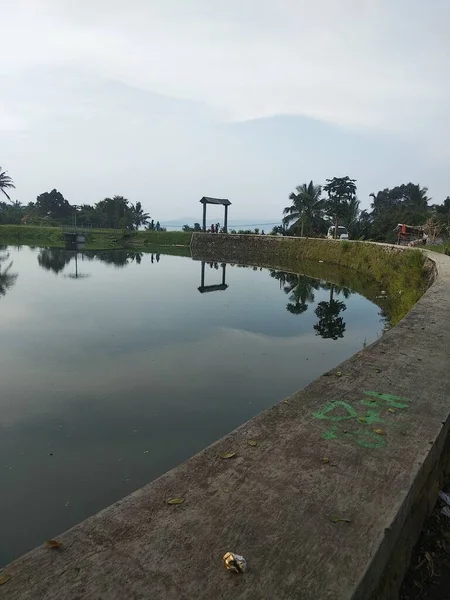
[
  {"x1": 0, "y1": 225, "x2": 192, "y2": 251},
  {"x1": 191, "y1": 235, "x2": 432, "y2": 325},
  {"x1": 426, "y1": 243, "x2": 450, "y2": 255}
]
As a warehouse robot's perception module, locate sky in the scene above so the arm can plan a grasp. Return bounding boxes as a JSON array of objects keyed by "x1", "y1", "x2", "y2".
[{"x1": 1, "y1": 0, "x2": 449, "y2": 224}]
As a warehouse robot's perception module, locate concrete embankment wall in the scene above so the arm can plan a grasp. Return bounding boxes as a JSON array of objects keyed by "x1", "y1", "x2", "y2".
[
  {"x1": 191, "y1": 233, "x2": 432, "y2": 325},
  {"x1": 2, "y1": 238, "x2": 449, "y2": 600}
]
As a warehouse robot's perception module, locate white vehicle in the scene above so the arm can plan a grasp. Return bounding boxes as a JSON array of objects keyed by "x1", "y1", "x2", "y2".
[{"x1": 327, "y1": 226, "x2": 349, "y2": 240}]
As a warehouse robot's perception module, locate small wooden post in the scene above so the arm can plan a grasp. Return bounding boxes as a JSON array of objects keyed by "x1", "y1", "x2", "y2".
[
  {"x1": 224, "y1": 205, "x2": 228, "y2": 233},
  {"x1": 201, "y1": 261, "x2": 206, "y2": 288},
  {"x1": 202, "y1": 202, "x2": 207, "y2": 232},
  {"x1": 221, "y1": 263, "x2": 226, "y2": 286}
]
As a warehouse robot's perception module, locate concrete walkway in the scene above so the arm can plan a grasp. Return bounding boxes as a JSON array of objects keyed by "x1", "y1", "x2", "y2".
[{"x1": 1, "y1": 250, "x2": 450, "y2": 600}]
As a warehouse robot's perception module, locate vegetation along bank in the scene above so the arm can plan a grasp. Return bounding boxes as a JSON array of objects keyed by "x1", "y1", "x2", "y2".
[{"x1": 191, "y1": 234, "x2": 433, "y2": 326}]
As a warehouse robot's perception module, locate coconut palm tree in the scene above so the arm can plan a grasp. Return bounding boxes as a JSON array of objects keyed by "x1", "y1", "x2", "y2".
[
  {"x1": 0, "y1": 167, "x2": 15, "y2": 201},
  {"x1": 132, "y1": 201, "x2": 150, "y2": 230},
  {"x1": 283, "y1": 181, "x2": 324, "y2": 237}
]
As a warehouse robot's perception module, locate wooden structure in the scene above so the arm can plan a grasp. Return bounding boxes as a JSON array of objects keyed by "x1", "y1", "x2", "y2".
[
  {"x1": 200, "y1": 197, "x2": 231, "y2": 233},
  {"x1": 394, "y1": 223, "x2": 426, "y2": 246},
  {"x1": 198, "y1": 261, "x2": 228, "y2": 293}
]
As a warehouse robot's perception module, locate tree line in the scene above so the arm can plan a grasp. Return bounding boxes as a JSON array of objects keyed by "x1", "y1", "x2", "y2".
[
  {"x1": 2, "y1": 166, "x2": 449, "y2": 241},
  {"x1": 279, "y1": 176, "x2": 449, "y2": 243},
  {"x1": 0, "y1": 168, "x2": 164, "y2": 230}
]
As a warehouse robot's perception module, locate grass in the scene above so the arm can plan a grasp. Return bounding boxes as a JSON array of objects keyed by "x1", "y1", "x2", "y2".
[
  {"x1": 426, "y1": 243, "x2": 450, "y2": 255},
  {"x1": 0, "y1": 225, "x2": 192, "y2": 251}
]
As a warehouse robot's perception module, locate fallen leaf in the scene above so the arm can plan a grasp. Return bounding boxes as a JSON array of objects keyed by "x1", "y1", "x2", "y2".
[
  {"x1": 220, "y1": 451, "x2": 237, "y2": 459},
  {"x1": 247, "y1": 440, "x2": 258, "y2": 447},
  {"x1": 358, "y1": 417, "x2": 367, "y2": 423},
  {"x1": 388, "y1": 408, "x2": 396, "y2": 414},
  {"x1": 0, "y1": 573, "x2": 10, "y2": 586},
  {"x1": 375, "y1": 368, "x2": 382, "y2": 373},
  {"x1": 45, "y1": 539, "x2": 62, "y2": 549},
  {"x1": 284, "y1": 400, "x2": 289, "y2": 404},
  {"x1": 329, "y1": 515, "x2": 352, "y2": 523},
  {"x1": 373, "y1": 428, "x2": 386, "y2": 436},
  {"x1": 167, "y1": 497, "x2": 185, "y2": 505},
  {"x1": 322, "y1": 457, "x2": 330, "y2": 464},
  {"x1": 335, "y1": 371, "x2": 342, "y2": 377}
]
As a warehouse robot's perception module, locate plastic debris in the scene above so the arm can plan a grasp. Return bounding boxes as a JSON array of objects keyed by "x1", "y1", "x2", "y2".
[
  {"x1": 438, "y1": 491, "x2": 450, "y2": 507},
  {"x1": 223, "y1": 552, "x2": 247, "y2": 573}
]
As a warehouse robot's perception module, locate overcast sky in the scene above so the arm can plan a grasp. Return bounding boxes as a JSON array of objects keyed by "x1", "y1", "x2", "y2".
[{"x1": 1, "y1": 0, "x2": 449, "y2": 223}]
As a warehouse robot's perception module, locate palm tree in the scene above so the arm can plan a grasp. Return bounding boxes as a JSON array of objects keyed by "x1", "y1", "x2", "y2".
[
  {"x1": 132, "y1": 201, "x2": 150, "y2": 230},
  {"x1": 283, "y1": 181, "x2": 324, "y2": 237},
  {"x1": 0, "y1": 167, "x2": 15, "y2": 201}
]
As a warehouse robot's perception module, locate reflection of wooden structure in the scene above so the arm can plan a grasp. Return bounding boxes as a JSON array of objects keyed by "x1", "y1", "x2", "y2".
[
  {"x1": 394, "y1": 223, "x2": 426, "y2": 246},
  {"x1": 198, "y1": 261, "x2": 228, "y2": 293},
  {"x1": 200, "y1": 197, "x2": 231, "y2": 233}
]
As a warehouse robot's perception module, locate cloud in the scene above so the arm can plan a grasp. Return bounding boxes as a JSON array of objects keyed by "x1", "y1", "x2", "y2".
[
  {"x1": 1, "y1": 1, "x2": 449, "y2": 216},
  {"x1": 2, "y1": 0, "x2": 449, "y2": 131}
]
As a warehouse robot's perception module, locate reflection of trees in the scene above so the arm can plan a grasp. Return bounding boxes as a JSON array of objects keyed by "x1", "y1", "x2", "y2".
[
  {"x1": 313, "y1": 285, "x2": 347, "y2": 340},
  {"x1": 0, "y1": 248, "x2": 18, "y2": 297},
  {"x1": 37, "y1": 249, "x2": 145, "y2": 274},
  {"x1": 88, "y1": 250, "x2": 143, "y2": 268},
  {"x1": 270, "y1": 270, "x2": 319, "y2": 315},
  {"x1": 38, "y1": 248, "x2": 73, "y2": 273}
]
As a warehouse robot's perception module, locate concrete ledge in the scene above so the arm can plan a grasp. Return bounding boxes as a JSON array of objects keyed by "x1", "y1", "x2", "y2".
[{"x1": 2, "y1": 242, "x2": 449, "y2": 600}]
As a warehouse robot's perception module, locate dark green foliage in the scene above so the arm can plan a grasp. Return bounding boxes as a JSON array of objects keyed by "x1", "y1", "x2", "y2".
[
  {"x1": 323, "y1": 176, "x2": 358, "y2": 238},
  {"x1": 0, "y1": 167, "x2": 15, "y2": 201},
  {"x1": 369, "y1": 183, "x2": 430, "y2": 242},
  {"x1": 283, "y1": 181, "x2": 325, "y2": 236}
]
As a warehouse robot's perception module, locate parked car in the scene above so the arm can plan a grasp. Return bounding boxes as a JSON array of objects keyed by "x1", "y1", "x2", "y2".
[{"x1": 327, "y1": 226, "x2": 349, "y2": 240}]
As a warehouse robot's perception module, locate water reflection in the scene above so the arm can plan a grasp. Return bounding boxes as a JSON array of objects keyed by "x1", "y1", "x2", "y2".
[
  {"x1": 0, "y1": 246, "x2": 18, "y2": 298},
  {"x1": 314, "y1": 285, "x2": 347, "y2": 340},
  {"x1": 33, "y1": 250, "x2": 377, "y2": 342},
  {"x1": 269, "y1": 269, "x2": 350, "y2": 339},
  {"x1": 198, "y1": 261, "x2": 228, "y2": 293},
  {"x1": 37, "y1": 248, "x2": 148, "y2": 275}
]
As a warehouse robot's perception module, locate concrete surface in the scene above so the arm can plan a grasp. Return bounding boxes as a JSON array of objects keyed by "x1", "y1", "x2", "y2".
[{"x1": 1, "y1": 245, "x2": 449, "y2": 600}]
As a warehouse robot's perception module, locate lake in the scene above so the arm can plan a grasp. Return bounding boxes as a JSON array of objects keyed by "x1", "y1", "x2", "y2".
[{"x1": 0, "y1": 245, "x2": 387, "y2": 566}]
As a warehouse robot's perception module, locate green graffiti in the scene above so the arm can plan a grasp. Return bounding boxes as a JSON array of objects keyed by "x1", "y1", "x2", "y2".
[
  {"x1": 313, "y1": 391, "x2": 410, "y2": 449},
  {"x1": 312, "y1": 400, "x2": 357, "y2": 422},
  {"x1": 361, "y1": 391, "x2": 409, "y2": 409}
]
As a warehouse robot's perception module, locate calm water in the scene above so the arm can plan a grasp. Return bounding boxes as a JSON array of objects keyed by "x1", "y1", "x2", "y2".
[{"x1": 0, "y1": 246, "x2": 386, "y2": 565}]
